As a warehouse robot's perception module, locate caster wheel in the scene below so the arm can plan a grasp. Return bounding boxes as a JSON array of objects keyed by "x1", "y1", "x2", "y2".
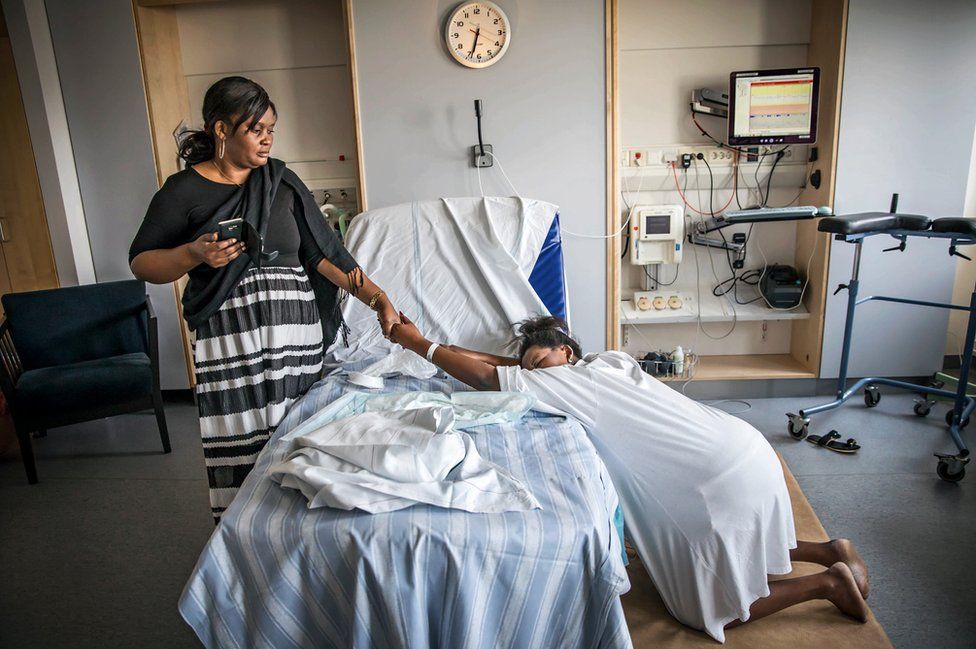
[
  {"x1": 913, "y1": 402, "x2": 931, "y2": 417},
  {"x1": 864, "y1": 386, "x2": 880, "y2": 408},
  {"x1": 786, "y1": 414, "x2": 809, "y2": 440},
  {"x1": 945, "y1": 410, "x2": 971, "y2": 429},
  {"x1": 937, "y1": 460, "x2": 966, "y2": 483}
]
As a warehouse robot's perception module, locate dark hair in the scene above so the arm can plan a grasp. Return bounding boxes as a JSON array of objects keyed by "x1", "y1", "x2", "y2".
[
  {"x1": 178, "y1": 76, "x2": 277, "y2": 166},
  {"x1": 514, "y1": 316, "x2": 583, "y2": 360}
]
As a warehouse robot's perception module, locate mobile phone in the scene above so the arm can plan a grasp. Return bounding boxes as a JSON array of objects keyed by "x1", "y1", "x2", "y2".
[{"x1": 217, "y1": 218, "x2": 243, "y2": 241}]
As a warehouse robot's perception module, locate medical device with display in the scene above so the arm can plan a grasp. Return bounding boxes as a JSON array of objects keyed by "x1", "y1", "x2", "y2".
[
  {"x1": 629, "y1": 204, "x2": 684, "y2": 265},
  {"x1": 728, "y1": 67, "x2": 820, "y2": 146}
]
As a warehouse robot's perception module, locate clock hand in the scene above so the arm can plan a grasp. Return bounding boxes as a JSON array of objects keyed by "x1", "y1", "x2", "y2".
[{"x1": 469, "y1": 26, "x2": 481, "y2": 57}]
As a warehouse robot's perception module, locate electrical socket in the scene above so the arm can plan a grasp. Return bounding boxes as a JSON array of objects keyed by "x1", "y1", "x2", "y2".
[{"x1": 622, "y1": 326, "x2": 630, "y2": 347}]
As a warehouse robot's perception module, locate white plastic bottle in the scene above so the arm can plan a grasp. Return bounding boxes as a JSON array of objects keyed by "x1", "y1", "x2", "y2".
[{"x1": 672, "y1": 346, "x2": 685, "y2": 375}]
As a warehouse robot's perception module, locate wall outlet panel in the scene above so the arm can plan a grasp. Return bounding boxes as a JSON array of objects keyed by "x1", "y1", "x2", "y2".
[
  {"x1": 622, "y1": 144, "x2": 806, "y2": 169},
  {"x1": 472, "y1": 143, "x2": 493, "y2": 168}
]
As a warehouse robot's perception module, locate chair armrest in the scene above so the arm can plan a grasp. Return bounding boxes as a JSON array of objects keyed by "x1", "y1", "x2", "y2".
[{"x1": 0, "y1": 319, "x2": 23, "y2": 402}]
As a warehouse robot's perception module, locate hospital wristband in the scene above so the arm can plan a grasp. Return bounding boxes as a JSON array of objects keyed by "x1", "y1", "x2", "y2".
[{"x1": 425, "y1": 343, "x2": 440, "y2": 362}]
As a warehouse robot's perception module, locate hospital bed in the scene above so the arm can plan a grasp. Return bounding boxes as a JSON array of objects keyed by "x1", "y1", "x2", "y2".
[{"x1": 178, "y1": 198, "x2": 633, "y2": 649}]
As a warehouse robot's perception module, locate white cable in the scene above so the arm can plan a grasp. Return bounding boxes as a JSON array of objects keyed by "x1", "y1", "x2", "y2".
[
  {"x1": 704, "y1": 399, "x2": 753, "y2": 414},
  {"x1": 692, "y1": 159, "x2": 737, "y2": 340},
  {"x1": 618, "y1": 304, "x2": 658, "y2": 349},
  {"x1": 621, "y1": 158, "x2": 647, "y2": 211},
  {"x1": 476, "y1": 149, "x2": 521, "y2": 198},
  {"x1": 481, "y1": 148, "x2": 632, "y2": 240},
  {"x1": 751, "y1": 227, "x2": 820, "y2": 312}
]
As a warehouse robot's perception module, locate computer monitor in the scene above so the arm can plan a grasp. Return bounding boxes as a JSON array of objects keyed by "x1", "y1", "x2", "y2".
[{"x1": 727, "y1": 67, "x2": 820, "y2": 146}]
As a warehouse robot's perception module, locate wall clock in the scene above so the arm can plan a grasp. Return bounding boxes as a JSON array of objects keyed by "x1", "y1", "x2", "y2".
[{"x1": 445, "y1": 2, "x2": 511, "y2": 69}]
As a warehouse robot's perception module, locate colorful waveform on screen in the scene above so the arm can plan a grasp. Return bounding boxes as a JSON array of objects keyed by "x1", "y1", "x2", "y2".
[{"x1": 748, "y1": 79, "x2": 813, "y2": 134}]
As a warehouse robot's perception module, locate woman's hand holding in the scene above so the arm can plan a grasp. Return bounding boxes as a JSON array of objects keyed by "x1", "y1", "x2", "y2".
[
  {"x1": 188, "y1": 232, "x2": 246, "y2": 269},
  {"x1": 375, "y1": 299, "x2": 401, "y2": 339},
  {"x1": 389, "y1": 311, "x2": 426, "y2": 351}
]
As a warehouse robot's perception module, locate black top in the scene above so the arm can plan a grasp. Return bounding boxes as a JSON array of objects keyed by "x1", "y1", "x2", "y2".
[
  {"x1": 129, "y1": 159, "x2": 358, "y2": 343},
  {"x1": 128, "y1": 167, "x2": 324, "y2": 278}
]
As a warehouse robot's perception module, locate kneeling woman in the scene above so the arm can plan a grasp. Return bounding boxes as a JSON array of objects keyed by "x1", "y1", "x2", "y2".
[
  {"x1": 390, "y1": 315, "x2": 870, "y2": 642},
  {"x1": 130, "y1": 77, "x2": 397, "y2": 521}
]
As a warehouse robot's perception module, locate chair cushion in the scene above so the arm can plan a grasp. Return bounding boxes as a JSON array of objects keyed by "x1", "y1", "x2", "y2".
[
  {"x1": 14, "y1": 352, "x2": 152, "y2": 420},
  {"x1": 931, "y1": 217, "x2": 976, "y2": 238},
  {"x1": 818, "y1": 212, "x2": 932, "y2": 234}
]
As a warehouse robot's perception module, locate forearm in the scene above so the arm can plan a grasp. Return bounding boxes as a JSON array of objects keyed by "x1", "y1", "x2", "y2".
[
  {"x1": 130, "y1": 246, "x2": 198, "y2": 284},
  {"x1": 401, "y1": 336, "x2": 500, "y2": 391},
  {"x1": 445, "y1": 344, "x2": 519, "y2": 367},
  {"x1": 316, "y1": 259, "x2": 385, "y2": 304}
]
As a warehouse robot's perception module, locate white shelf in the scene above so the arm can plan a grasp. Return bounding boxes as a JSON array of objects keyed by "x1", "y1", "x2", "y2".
[{"x1": 619, "y1": 293, "x2": 810, "y2": 325}]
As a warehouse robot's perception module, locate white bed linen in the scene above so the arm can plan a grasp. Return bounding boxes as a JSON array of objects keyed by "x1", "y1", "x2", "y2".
[
  {"x1": 330, "y1": 197, "x2": 557, "y2": 363},
  {"x1": 269, "y1": 399, "x2": 540, "y2": 514}
]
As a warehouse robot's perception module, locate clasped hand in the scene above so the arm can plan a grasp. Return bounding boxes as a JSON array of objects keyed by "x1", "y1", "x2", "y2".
[{"x1": 388, "y1": 311, "x2": 424, "y2": 348}]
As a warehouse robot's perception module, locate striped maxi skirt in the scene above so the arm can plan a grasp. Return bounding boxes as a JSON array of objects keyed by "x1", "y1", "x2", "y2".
[{"x1": 193, "y1": 266, "x2": 324, "y2": 521}]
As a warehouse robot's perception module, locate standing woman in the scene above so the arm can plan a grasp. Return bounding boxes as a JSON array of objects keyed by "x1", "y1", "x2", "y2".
[{"x1": 130, "y1": 77, "x2": 397, "y2": 521}]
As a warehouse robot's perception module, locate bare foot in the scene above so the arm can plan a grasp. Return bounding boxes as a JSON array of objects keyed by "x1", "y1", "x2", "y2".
[
  {"x1": 830, "y1": 538, "x2": 869, "y2": 600},
  {"x1": 825, "y1": 562, "x2": 869, "y2": 623}
]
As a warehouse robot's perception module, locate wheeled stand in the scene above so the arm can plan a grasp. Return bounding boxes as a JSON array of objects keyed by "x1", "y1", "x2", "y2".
[{"x1": 787, "y1": 201, "x2": 975, "y2": 482}]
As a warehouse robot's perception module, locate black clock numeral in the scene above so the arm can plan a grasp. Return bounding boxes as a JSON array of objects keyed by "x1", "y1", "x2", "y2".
[
  {"x1": 463, "y1": 12, "x2": 469, "y2": 18},
  {"x1": 477, "y1": 54, "x2": 482, "y2": 59},
  {"x1": 493, "y1": 18, "x2": 499, "y2": 24},
  {"x1": 456, "y1": 20, "x2": 464, "y2": 26},
  {"x1": 474, "y1": 8, "x2": 480, "y2": 14},
  {"x1": 497, "y1": 29, "x2": 503, "y2": 35},
  {"x1": 494, "y1": 41, "x2": 500, "y2": 46},
  {"x1": 453, "y1": 33, "x2": 459, "y2": 38},
  {"x1": 457, "y1": 43, "x2": 463, "y2": 49}
]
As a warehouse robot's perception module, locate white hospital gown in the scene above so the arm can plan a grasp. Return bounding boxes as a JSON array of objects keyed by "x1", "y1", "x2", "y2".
[{"x1": 497, "y1": 351, "x2": 796, "y2": 642}]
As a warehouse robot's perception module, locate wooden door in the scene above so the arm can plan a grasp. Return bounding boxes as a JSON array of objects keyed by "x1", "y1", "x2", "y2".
[{"x1": 0, "y1": 7, "x2": 59, "y2": 310}]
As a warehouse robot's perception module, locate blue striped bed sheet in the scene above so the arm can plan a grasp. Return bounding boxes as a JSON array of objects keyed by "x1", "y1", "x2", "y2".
[{"x1": 179, "y1": 370, "x2": 633, "y2": 649}]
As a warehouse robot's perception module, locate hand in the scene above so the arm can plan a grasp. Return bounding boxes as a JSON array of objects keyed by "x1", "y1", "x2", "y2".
[
  {"x1": 388, "y1": 311, "x2": 425, "y2": 349},
  {"x1": 376, "y1": 301, "x2": 400, "y2": 339},
  {"x1": 188, "y1": 232, "x2": 246, "y2": 269}
]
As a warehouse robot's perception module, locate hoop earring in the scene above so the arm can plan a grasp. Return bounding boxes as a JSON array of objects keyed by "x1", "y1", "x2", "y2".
[{"x1": 217, "y1": 139, "x2": 225, "y2": 160}]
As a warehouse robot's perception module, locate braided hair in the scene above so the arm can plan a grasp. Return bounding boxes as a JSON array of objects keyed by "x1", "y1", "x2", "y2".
[{"x1": 514, "y1": 316, "x2": 583, "y2": 361}]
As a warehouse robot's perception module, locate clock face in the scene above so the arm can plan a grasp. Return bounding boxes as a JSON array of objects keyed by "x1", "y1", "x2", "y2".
[{"x1": 445, "y1": 2, "x2": 510, "y2": 69}]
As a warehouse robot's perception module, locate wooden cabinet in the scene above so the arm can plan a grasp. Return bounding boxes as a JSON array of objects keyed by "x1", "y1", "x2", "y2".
[{"x1": 606, "y1": 0, "x2": 848, "y2": 382}]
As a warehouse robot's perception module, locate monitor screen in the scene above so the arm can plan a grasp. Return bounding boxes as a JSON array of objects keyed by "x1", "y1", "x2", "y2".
[
  {"x1": 644, "y1": 215, "x2": 670, "y2": 236},
  {"x1": 728, "y1": 67, "x2": 820, "y2": 146}
]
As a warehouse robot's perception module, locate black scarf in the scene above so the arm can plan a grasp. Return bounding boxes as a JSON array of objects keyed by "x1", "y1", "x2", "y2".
[{"x1": 181, "y1": 159, "x2": 359, "y2": 346}]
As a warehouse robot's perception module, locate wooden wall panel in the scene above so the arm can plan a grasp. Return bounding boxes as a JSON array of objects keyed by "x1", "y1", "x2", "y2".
[{"x1": 791, "y1": 0, "x2": 848, "y2": 374}]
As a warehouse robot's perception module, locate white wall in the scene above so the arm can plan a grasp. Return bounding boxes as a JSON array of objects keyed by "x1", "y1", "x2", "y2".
[
  {"x1": 350, "y1": 0, "x2": 607, "y2": 352},
  {"x1": 617, "y1": 0, "x2": 811, "y2": 356},
  {"x1": 820, "y1": 0, "x2": 976, "y2": 378}
]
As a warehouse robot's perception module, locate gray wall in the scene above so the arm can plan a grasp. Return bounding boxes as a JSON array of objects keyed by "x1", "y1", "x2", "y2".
[
  {"x1": 820, "y1": 0, "x2": 976, "y2": 378},
  {"x1": 44, "y1": 0, "x2": 188, "y2": 388},
  {"x1": 351, "y1": 0, "x2": 608, "y2": 351}
]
